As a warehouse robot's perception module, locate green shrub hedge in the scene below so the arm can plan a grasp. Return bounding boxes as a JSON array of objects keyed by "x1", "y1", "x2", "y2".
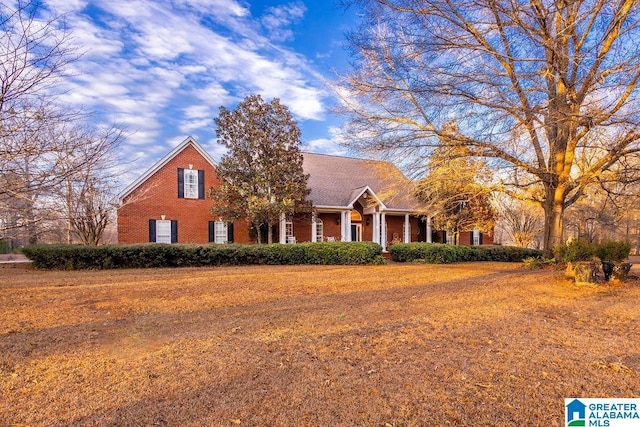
[
  {"x1": 388, "y1": 243, "x2": 542, "y2": 264},
  {"x1": 22, "y1": 242, "x2": 384, "y2": 270}
]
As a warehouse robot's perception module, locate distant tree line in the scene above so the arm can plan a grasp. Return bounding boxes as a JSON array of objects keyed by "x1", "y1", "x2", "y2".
[{"x1": 0, "y1": 1, "x2": 124, "y2": 249}]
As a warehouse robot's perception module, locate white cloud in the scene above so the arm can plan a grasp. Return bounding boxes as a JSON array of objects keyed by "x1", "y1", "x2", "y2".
[
  {"x1": 201, "y1": 137, "x2": 228, "y2": 162},
  {"x1": 174, "y1": 0, "x2": 249, "y2": 18},
  {"x1": 261, "y1": 2, "x2": 306, "y2": 42},
  {"x1": 183, "y1": 105, "x2": 211, "y2": 119},
  {"x1": 43, "y1": 0, "x2": 334, "y2": 181},
  {"x1": 303, "y1": 126, "x2": 349, "y2": 155},
  {"x1": 46, "y1": 0, "x2": 87, "y2": 14}
]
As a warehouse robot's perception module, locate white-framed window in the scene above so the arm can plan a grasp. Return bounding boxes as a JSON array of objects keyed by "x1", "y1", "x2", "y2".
[
  {"x1": 315, "y1": 219, "x2": 323, "y2": 242},
  {"x1": 156, "y1": 220, "x2": 172, "y2": 243},
  {"x1": 473, "y1": 229, "x2": 480, "y2": 246},
  {"x1": 184, "y1": 169, "x2": 198, "y2": 199},
  {"x1": 285, "y1": 220, "x2": 294, "y2": 243},
  {"x1": 446, "y1": 231, "x2": 454, "y2": 245},
  {"x1": 214, "y1": 221, "x2": 227, "y2": 244}
]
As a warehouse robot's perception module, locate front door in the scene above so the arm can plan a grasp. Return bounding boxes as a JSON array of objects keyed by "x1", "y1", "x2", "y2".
[{"x1": 351, "y1": 224, "x2": 361, "y2": 242}]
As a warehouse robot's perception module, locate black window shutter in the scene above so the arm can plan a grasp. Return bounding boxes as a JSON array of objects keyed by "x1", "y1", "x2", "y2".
[
  {"x1": 442, "y1": 230, "x2": 446, "y2": 244},
  {"x1": 198, "y1": 170, "x2": 205, "y2": 199},
  {"x1": 208, "y1": 221, "x2": 214, "y2": 243},
  {"x1": 149, "y1": 219, "x2": 156, "y2": 242},
  {"x1": 177, "y1": 168, "x2": 184, "y2": 198},
  {"x1": 227, "y1": 222, "x2": 234, "y2": 243},
  {"x1": 171, "y1": 220, "x2": 178, "y2": 243},
  {"x1": 479, "y1": 232, "x2": 484, "y2": 245}
]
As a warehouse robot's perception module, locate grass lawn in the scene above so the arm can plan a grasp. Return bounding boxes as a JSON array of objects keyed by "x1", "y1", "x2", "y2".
[{"x1": 1, "y1": 263, "x2": 639, "y2": 426}]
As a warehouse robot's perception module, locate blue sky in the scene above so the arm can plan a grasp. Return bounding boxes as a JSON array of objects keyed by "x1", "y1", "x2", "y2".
[{"x1": 46, "y1": 0, "x2": 357, "y2": 171}]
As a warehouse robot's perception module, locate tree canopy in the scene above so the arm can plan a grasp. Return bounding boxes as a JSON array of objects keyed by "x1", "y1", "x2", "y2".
[
  {"x1": 415, "y1": 145, "x2": 495, "y2": 244},
  {"x1": 338, "y1": 0, "x2": 640, "y2": 256},
  {"x1": 210, "y1": 95, "x2": 310, "y2": 243}
]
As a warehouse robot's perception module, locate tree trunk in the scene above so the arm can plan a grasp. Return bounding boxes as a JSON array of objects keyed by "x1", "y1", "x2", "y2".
[
  {"x1": 542, "y1": 185, "x2": 565, "y2": 259},
  {"x1": 254, "y1": 223, "x2": 262, "y2": 244},
  {"x1": 267, "y1": 222, "x2": 273, "y2": 244}
]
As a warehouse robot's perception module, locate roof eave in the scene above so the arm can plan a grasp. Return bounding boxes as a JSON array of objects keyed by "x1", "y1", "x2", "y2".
[{"x1": 118, "y1": 136, "x2": 216, "y2": 203}]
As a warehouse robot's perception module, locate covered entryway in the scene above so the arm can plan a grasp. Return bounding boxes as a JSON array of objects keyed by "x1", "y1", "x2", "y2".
[{"x1": 350, "y1": 210, "x2": 362, "y2": 242}]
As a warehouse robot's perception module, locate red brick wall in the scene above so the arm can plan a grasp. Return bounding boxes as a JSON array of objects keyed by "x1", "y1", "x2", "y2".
[
  {"x1": 117, "y1": 144, "x2": 253, "y2": 245},
  {"x1": 385, "y1": 215, "x2": 404, "y2": 245},
  {"x1": 430, "y1": 230, "x2": 495, "y2": 246},
  {"x1": 317, "y1": 213, "x2": 342, "y2": 241},
  {"x1": 458, "y1": 231, "x2": 495, "y2": 246},
  {"x1": 292, "y1": 218, "x2": 312, "y2": 242},
  {"x1": 459, "y1": 231, "x2": 472, "y2": 246},
  {"x1": 384, "y1": 215, "x2": 421, "y2": 245},
  {"x1": 233, "y1": 219, "x2": 253, "y2": 244}
]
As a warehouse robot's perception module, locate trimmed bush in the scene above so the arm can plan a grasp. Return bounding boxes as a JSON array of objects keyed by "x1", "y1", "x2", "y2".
[
  {"x1": 22, "y1": 242, "x2": 383, "y2": 270},
  {"x1": 554, "y1": 239, "x2": 595, "y2": 262},
  {"x1": 388, "y1": 243, "x2": 542, "y2": 264},
  {"x1": 594, "y1": 240, "x2": 632, "y2": 262}
]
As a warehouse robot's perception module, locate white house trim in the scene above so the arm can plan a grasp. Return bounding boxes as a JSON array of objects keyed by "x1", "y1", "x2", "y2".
[
  {"x1": 118, "y1": 136, "x2": 217, "y2": 203},
  {"x1": 347, "y1": 186, "x2": 387, "y2": 211},
  {"x1": 404, "y1": 214, "x2": 410, "y2": 243}
]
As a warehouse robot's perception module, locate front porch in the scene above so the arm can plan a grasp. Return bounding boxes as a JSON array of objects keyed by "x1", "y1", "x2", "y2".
[{"x1": 278, "y1": 187, "x2": 431, "y2": 250}]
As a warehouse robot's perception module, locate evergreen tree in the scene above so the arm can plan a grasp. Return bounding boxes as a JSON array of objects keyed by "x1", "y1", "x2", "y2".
[{"x1": 211, "y1": 95, "x2": 310, "y2": 243}]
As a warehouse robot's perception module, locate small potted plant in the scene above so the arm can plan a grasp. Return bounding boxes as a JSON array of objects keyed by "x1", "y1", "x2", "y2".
[
  {"x1": 595, "y1": 241, "x2": 632, "y2": 281},
  {"x1": 555, "y1": 239, "x2": 597, "y2": 283}
]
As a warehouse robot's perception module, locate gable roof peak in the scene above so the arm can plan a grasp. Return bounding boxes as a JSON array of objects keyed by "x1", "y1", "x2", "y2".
[{"x1": 118, "y1": 136, "x2": 217, "y2": 202}]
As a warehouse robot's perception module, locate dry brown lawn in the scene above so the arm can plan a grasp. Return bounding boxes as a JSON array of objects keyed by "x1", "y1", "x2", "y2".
[{"x1": 1, "y1": 262, "x2": 639, "y2": 426}]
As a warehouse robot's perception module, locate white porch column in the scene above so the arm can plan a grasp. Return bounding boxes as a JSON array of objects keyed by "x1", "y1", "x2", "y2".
[
  {"x1": 404, "y1": 214, "x2": 410, "y2": 243},
  {"x1": 279, "y1": 213, "x2": 287, "y2": 244},
  {"x1": 372, "y1": 213, "x2": 380, "y2": 244},
  {"x1": 426, "y1": 217, "x2": 432, "y2": 243},
  {"x1": 344, "y1": 210, "x2": 352, "y2": 242},
  {"x1": 381, "y1": 213, "x2": 387, "y2": 251},
  {"x1": 340, "y1": 211, "x2": 347, "y2": 242},
  {"x1": 311, "y1": 215, "x2": 317, "y2": 243}
]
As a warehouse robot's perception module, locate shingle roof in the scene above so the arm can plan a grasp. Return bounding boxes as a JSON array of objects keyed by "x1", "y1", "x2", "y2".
[{"x1": 303, "y1": 152, "x2": 421, "y2": 211}]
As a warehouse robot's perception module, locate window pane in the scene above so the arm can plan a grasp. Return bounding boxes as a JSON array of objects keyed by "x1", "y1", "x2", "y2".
[
  {"x1": 156, "y1": 220, "x2": 172, "y2": 243},
  {"x1": 184, "y1": 170, "x2": 198, "y2": 199},
  {"x1": 315, "y1": 219, "x2": 323, "y2": 242},
  {"x1": 214, "y1": 221, "x2": 227, "y2": 244}
]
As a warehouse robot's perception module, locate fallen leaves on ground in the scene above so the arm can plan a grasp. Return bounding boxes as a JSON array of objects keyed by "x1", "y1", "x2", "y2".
[{"x1": 1, "y1": 263, "x2": 639, "y2": 426}]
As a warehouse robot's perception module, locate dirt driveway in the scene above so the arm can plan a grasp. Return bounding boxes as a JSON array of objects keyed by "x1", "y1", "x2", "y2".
[{"x1": 1, "y1": 263, "x2": 638, "y2": 426}]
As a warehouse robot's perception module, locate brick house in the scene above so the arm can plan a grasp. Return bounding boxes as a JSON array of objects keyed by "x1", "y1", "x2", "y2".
[
  {"x1": 117, "y1": 137, "x2": 492, "y2": 248},
  {"x1": 118, "y1": 137, "x2": 251, "y2": 245}
]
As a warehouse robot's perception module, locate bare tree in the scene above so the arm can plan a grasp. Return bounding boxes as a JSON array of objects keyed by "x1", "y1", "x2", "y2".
[
  {"x1": 0, "y1": 0, "x2": 76, "y2": 113},
  {"x1": 338, "y1": 0, "x2": 640, "y2": 257},
  {"x1": 0, "y1": 0, "x2": 82, "y2": 194},
  {"x1": 495, "y1": 195, "x2": 543, "y2": 248},
  {"x1": 0, "y1": 1, "x2": 128, "y2": 246},
  {"x1": 54, "y1": 125, "x2": 124, "y2": 245}
]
